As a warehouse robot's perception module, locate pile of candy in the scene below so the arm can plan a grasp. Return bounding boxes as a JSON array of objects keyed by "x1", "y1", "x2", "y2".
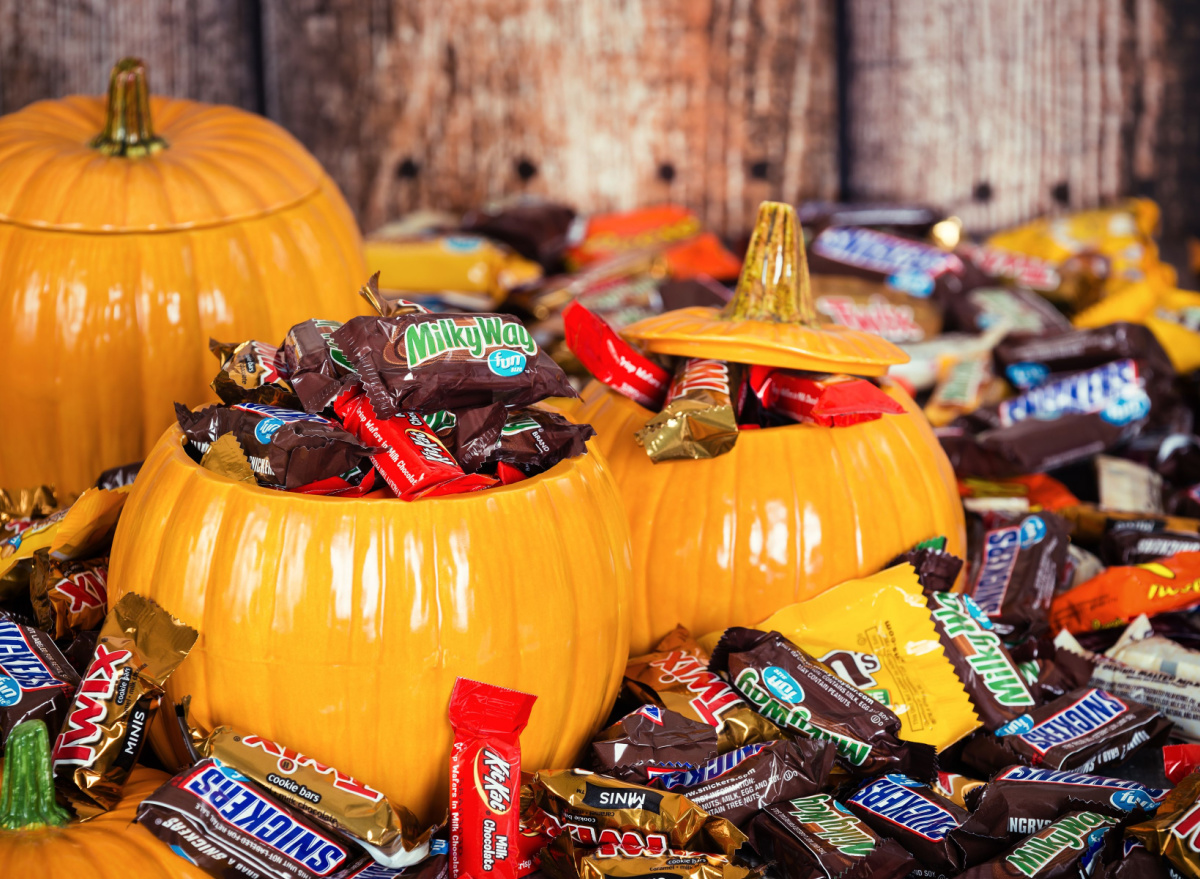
[{"x1": 175, "y1": 281, "x2": 592, "y2": 499}]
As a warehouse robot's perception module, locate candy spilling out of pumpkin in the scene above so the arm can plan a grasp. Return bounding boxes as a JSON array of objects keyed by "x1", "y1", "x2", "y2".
[
  {"x1": 0, "y1": 57, "x2": 367, "y2": 496},
  {"x1": 570, "y1": 202, "x2": 966, "y2": 653}
]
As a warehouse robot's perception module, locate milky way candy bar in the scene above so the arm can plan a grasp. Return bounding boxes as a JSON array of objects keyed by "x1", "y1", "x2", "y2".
[
  {"x1": 957, "y1": 811, "x2": 1117, "y2": 879},
  {"x1": 591, "y1": 704, "x2": 718, "y2": 785}
]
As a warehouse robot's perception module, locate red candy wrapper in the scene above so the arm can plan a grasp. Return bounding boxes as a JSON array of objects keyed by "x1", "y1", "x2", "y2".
[
  {"x1": 563, "y1": 302, "x2": 669, "y2": 409},
  {"x1": 334, "y1": 392, "x2": 496, "y2": 500},
  {"x1": 449, "y1": 679, "x2": 538, "y2": 879},
  {"x1": 749, "y1": 366, "x2": 905, "y2": 427},
  {"x1": 1164, "y1": 743, "x2": 1200, "y2": 784}
]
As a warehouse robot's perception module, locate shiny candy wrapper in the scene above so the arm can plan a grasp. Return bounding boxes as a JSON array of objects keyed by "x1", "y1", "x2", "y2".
[
  {"x1": 0, "y1": 611, "x2": 80, "y2": 751},
  {"x1": 636, "y1": 359, "x2": 741, "y2": 462},
  {"x1": 1106, "y1": 614, "x2": 1200, "y2": 682},
  {"x1": 490, "y1": 409, "x2": 595, "y2": 477},
  {"x1": 136, "y1": 758, "x2": 369, "y2": 879},
  {"x1": 187, "y1": 716, "x2": 431, "y2": 867},
  {"x1": 29, "y1": 550, "x2": 108, "y2": 639},
  {"x1": 531, "y1": 768, "x2": 746, "y2": 858},
  {"x1": 1131, "y1": 771, "x2": 1200, "y2": 879},
  {"x1": 281, "y1": 318, "x2": 361, "y2": 414},
  {"x1": 540, "y1": 834, "x2": 755, "y2": 879},
  {"x1": 562, "y1": 302, "x2": 670, "y2": 410},
  {"x1": 209, "y1": 337, "x2": 298, "y2": 407},
  {"x1": 747, "y1": 366, "x2": 904, "y2": 428},
  {"x1": 646, "y1": 738, "x2": 835, "y2": 830},
  {"x1": 623, "y1": 626, "x2": 779, "y2": 754},
  {"x1": 709, "y1": 627, "x2": 937, "y2": 779},
  {"x1": 934, "y1": 772, "x2": 986, "y2": 810},
  {"x1": 957, "y1": 810, "x2": 1117, "y2": 878},
  {"x1": 748, "y1": 793, "x2": 914, "y2": 879},
  {"x1": 1049, "y1": 551, "x2": 1200, "y2": 635},
  {"x1": 591, "y1": 704, "x2": 719, "y2": 785},
  {"x1": 52, "y1": 592, "x2": 197, "y2": 810}
]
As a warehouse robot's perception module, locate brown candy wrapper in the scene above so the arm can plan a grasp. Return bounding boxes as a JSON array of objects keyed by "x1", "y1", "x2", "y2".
[
  {"x1": 0, "y1": 610, "x2": 80, "y2": 752},
  {"x1": 184, "y1": 710, "x2": 431, "y2": 866},
  {"x1": 93, "y1": 461, "x2": 142, "y2": 490},
  {"x1": 531, "y1": 768, "x2": 746, "y2": 858},
  {"x1": 51, "y1": 592, "x2": 198, "y2": 810},
  {"x1": 591, "y1": 704, "x2": 719, "y2": 785},
  {"x1": 958, "y1": 810, "x2": 1117, "y2": 878},
  {"x1": 209, "y1": 338, "x2": 299, "y2": 407},
  {"x1": 540, "y1": 834, "x2": 756, "y2": 879},
  {"x1": 491, "y1": 409, "x2": 596, "y2": 476},
  {"x1": 709, "y1": 627, "x2": 936, "y2": 779},
  {"x1": 29, "y1": 550, "x2": 108, "y2": 639},
  {"x1": 624, "y1": 626, "x2": 780, "y2": 754},
  {"x1": 1130, "y1": 771, "x2": 1200, "y2": 879},
  {"x1": 748, "y1": 793, "x2": 914, "y2": 879},
  {"x1": 425, "y1": 405, "x2": 508, "y2": 473},
  {"x1": 637, "y1": 360, "x2": 741, "y2": 462},
  {"x1": 281, "y1": 318, "x2": 361, "y2": 414},
  {"x1": 934, "y1": 772, "x2": 986, "y2": 810}
]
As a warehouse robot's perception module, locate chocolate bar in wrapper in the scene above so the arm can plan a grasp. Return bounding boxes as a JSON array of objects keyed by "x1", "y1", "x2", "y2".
[
  {"x1": 591, "y1": 704, "x2": 718, "y2": 784},
  {"x1": 1130, "y1": 771, "x2": 1200, "y2": 879},
  {"x1": 540, "y1": 834, "x2": 755, "y2": 879},
  {"x1": 209, "y1": 338, "x2": 299, "y2": 407},
  {"x1": 890, "y1": 541, "x2": 963, "y2": 593},
  {"x1": 425, "y1": 405, "x2": 508, "y2": 473},
  {"x1": 623, "y1": 626, "x2": 779, "y2": 754},
  {"x1": 934, "y1": 772, "x2": 986, "y2": 810},
  {"x1": 709, "y1": 628, "x2": 936, "y2": 779},
  {"x1": 332, "y1": 313, "x2": 576, "y2": 418},
  {"x1": 29, "y1": 550, "x2": 107, "y2": 639},
  {"x1": 957, "y1": 811, "x2": 1117, "y2": 878},
  {"x1": 1092, "y1": 837, "x2": 1176, "y2": 879},
  {"x1": 52, "y1": 592, "x2": 197, "y2": 810},
  {"x1": 0, "y1": 611, "x2": 79, "y2": 751},
  {"x1": 961, "y1": 687, "x2": 1171, "y2": 777},
  {"x1": 636, "y1": 360, "x2": 741, "y2": 462},
  {"x1": 92, "y1": 462, "x2": 141, "y2": 490},
  {"x1": 281, "y1": 318, "x2": 361, "y2": 414},
  {"x1": 491, "y1": 409, "x2": 595, "y2": 476},
  {"x1": 994, "y1": 322, "x2": 1172, "y2": 384},
  {"x1": 136, "y1": 758, "x2": 369, "y2": 879},
  {"x1": 747, "y1": 793, "x2": 914, "y2": 879},
  {"x1": 646, "y1": 738, "x2": 835, "y2": 829},
  {"x1": 531, "y1": 769, "x2": 746, "y2": 858}
]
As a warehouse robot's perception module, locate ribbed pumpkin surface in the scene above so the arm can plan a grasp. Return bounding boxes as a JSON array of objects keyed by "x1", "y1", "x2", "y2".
[
  {"x1": 108, "y1": 429, "x2": 632, "y2": 823},
  {"x1": 0, "y1": 764, "x2": 205, "y2": 878},
  {"x1": 576, "y1": 381, "x2": 966, "y2": 653},
  {"x1": 0, "y1": 88, "x2": 366, "y2": 494}
]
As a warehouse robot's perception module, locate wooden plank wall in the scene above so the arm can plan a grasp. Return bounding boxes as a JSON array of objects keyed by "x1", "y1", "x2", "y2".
[{"x1": 0, "y1": 0, "x2": 1197, "y2": 244}]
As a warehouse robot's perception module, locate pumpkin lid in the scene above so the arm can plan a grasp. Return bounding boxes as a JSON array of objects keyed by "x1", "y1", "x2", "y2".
[
  {"x1": 621, "y1": 201, "x2": 909, "y2": 375},
  {"x1": 0, "y1": 58, "x2": 329, "y2": 233}
]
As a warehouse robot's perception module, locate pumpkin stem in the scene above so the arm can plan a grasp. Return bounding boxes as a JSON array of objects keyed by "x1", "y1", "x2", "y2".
[
  {"x1": 0, "y1": 720, "x2": 70, "y2": 830},
  {"x1": 722, "y1": 201, "x2": 816, "y2": 326},
  {"x1": 91, "y1": 58, "x2": 168, "y2": 158}
]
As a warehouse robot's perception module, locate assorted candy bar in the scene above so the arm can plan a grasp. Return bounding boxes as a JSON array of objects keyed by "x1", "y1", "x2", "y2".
[
  {"x1": 0, "y1": 610, "x2": 79, "y2": 751},
  {"x1": 590, "y1": 704, "x2": 719, "y2": 784},
  {"x1": 957, "y1": 810, "x2": 1118, "y2": 878}
]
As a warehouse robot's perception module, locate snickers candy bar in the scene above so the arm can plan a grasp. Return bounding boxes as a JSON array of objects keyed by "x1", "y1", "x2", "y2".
[
  {"x1": 0, "y1": 611, "x2": 80, "y2": 751},
  {"x1": 807, "y1": 225, "x2": 972, "y2": 301},
  {"x1": 994, "y1": 322, "x2": 1173, "y2": 384},
  {"x1": 647, "y1": 738, "x2": 836, "y2": 829},
  {"x1": 591, "y1": 704, "x2": 718, "y2": 785},
  {"x1": 137, "y1": 758, "x2": 369, "y2": 879},
  {"x1": 280, "y1": 319, "x2": 361, "y2": 414},
  {"x1": 959, "y1": 811, "x2": 1117, "y2": 878},
  {"x1": 709, "y1": 627, "x2": 936, "y2": 779},
  {"x1": 798, "y1": 201, "x2": 944, "y2": 238},
  {"x1": 962, "y1": 687, "x2": 1172, "y2": 776},
  {"x1": 748, "y1": 793, "x2": 914, "y2": 879},
  {"x1": 209, "y1": 338, "x2": 299, "y2": 407},
  {"x1": 175, "y1": 401, "x2": 377, "y2": 490},
  {"x1": 1099, "y1": 529, "x2": 1200, "y2": 566},
  {"x1": 964, "y1": 511, "x2": 1069, "y2": 640},
  {"x1": 845, "y1": 773, "x2": 1005, "y2": 874},
  {"x1": 624, "y1": 626, "x2": 780, "y2": 754},
  {"x1": 490, "y1": 409, "x2": 595, "y2": 477},
  {"x1": 539, "y1": 834, "x2": 755, "y2": 879},
  {"x1": 332, "y1": 312, "x2": 576, "y2": 418},
  {"x1": 965, "y1": 765, "x2": 1165, "y2": 843}
]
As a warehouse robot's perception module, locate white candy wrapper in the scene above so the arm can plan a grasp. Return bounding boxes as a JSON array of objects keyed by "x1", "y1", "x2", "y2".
[{"x1": 1106, "y1": 614, "x2": 1200, "y2": 682}]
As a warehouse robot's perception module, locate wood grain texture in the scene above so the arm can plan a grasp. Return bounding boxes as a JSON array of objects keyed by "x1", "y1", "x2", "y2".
[
  {"x1": 0, "y1": 0, "x2": 260, "y2": 112},
  {"x1": 260, "y1": 0, "x2": 839, "y2": 238},
  {"x1": 844, "y1": 0, "x2": 1171, "y2": 235}
]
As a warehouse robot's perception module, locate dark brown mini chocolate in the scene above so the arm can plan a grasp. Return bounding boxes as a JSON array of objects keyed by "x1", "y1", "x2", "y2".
[
  {"x1": 1099, "y1": 528, "x2": 1200, "y2": 566},
  {"x1": 92, "y1": 461, "x2": 141, "y2": 490},
  {"x1": 591, "y1": 704, "x2": 719, "y2": 784},
  {"x1": 209, "y1": 338, "x2": 299, "y2": 407},
  {"x1": 891, "y1": 546, "x2": 963, "y2": 594},
  {"x1": 957, "y1": 811, "x2": 1117, "y2": 878},
  {"x1": 994, "y1": 322, "x2": 1171, "y2": 379},
  {"x1": 280, "y1": 318, "x2": 361, "y2": 414},
  {"x1": 490, "y1": 409, "x2": 595, "y2": 476},
  {"x1": 0, "y1": 611, "x2": 80, "y2": 752}
]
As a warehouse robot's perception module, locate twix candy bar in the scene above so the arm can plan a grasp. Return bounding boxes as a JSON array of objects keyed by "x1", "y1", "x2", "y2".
[
  {"x1": 636, "y1": 359, "x2": 742, "y2": 462},
  {"x1": 449, "y1": 678, "x2": 538, "y2": 879},
  {"x1": 52, "y1": 592, "x2": 197, "y2": 810}
]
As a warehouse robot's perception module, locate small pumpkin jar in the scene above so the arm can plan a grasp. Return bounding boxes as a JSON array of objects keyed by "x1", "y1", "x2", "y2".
[
  {"x1": 0, "y1": 720, "x2": 205, "y2": 878},
  {"x1": 108, "y1": 426, "x2": 632, "y2": 823},
  {"x1": 0, "y1": 58, "x2": 367, "y2": 495},
  {"x1": 575, "y1": 202, "x2": 966, "y2": 653}
]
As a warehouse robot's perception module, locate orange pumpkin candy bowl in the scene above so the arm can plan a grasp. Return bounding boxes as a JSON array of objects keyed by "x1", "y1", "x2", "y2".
[
  {"x1": 0, "y1": 58, "x2": 367, "y2": 495},
  {"x1": 572, "y1": 201, "x2": 966, "y2": 653},
  {"x1": 107, "y1": 424, "x2": 633, "y2": 824}
]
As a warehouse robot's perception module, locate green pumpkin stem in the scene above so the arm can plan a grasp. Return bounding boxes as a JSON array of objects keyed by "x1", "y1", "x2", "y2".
[
  {"x1": 0, "y1": 720, "x2": 70, "y2": 830},
  {"x1": 722, "y1": 201, "x2": 817, "y2": 326},
  {"x1": 91, "y1": 58, "x2": 168, "y2": 158}
]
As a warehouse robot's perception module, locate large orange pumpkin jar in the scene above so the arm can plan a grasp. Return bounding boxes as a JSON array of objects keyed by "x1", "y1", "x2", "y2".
[
  {"x1": 108, "y1": 425, "x2": 632, "y2": 823},
  {"x1": 0, "y1": 58, "x2": 366, "y2": 495},
  {"x1": 575, "y1": 202, "x2": 966, "y2": 653}
]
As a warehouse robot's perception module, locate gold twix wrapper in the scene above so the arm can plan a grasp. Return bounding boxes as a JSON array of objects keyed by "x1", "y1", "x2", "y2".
[
  {"x1": 52, "y1": 592, "x2": 197, "y2": 811},
  {"x1": 541, "y1": 834, "x2": 757, "y2": 879},
  {"x1": 636, "y1": 359, "x2": 741, "y2": 462},
  {"x1": 181, "y1": 704, "x2": 431, "y2": 867}
]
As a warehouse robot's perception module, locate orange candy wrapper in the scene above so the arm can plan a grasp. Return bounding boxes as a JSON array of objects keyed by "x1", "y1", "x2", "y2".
[{"x1": 1049, "y1": 552, "x2": 1200, "y2": 634}]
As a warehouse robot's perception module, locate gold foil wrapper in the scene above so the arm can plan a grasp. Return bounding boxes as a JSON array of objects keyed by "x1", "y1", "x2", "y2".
[
  {"x1": 624, "y1": 626, "x2": 779, "y2": 753},
  {"x1": 0, "y1": 485, "x2": 57, "y2": 525},
  {"x1": 932, "y1": 772, "x2": 985, "y2": 809},
  {"x1": 636, "y1": 360, "x2": 741, "y2": 462},
  {"x1": 29, "y1": 549, "x2": 108, "y2": 638},
  {"x1": 1129, "y1": 772, "x2": 1200, "y2": 878},
  {"x1": 532, "y1": 769, "x2": 746, "y2": 858},
  {"x1": 200, "y1": 434, "x2": 258, "y2": 484},
  {"x1": 51, "y1": 592, "x2": 197, "y2": 810},
  {"x1": 189, "y1": 719, "x2": 431, "y2": 865},
  {"x1": 541, "y1": 834, "x2": 756, "y2": 879}
]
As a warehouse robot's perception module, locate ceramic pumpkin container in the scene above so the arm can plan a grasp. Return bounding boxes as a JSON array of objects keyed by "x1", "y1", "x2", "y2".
[
  {"x1": 108, "y1": 427, "x2": 632, "y2": 823},
  {"x1": 575, "y1": 201, "x2": 966, "y2": 653},
  {"x1": 0, "y1": 720, "x2": 204, "y2": 878},
  {"x1": 0, "y1": 58, "x2": 366, "y2": 495}
]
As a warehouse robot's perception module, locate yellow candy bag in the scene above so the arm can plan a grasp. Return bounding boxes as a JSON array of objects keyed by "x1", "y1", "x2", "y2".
[
  {"x1": 753, "y1": 564, "x2": 981, "y2": 750},
  {"x1": 1074, "y1": 282, "x2": 1200, "y2": 374},
  {"x1": 0, "y1": 486, "x2": 128, "y2": 579}
]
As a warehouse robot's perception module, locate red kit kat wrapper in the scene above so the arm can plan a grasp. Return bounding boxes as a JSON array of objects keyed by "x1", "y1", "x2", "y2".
[
  {"x1": 563, "y1": 302, "x2": 670, "y2": 410},
  {"x1": 449, "y1": 678, "x2": 538, "y2": 879}
]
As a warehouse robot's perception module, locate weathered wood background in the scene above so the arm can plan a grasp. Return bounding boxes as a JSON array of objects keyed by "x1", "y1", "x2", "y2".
[{"x1": 1, "y1": 0, "x2": 1198, "y2": 244}]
